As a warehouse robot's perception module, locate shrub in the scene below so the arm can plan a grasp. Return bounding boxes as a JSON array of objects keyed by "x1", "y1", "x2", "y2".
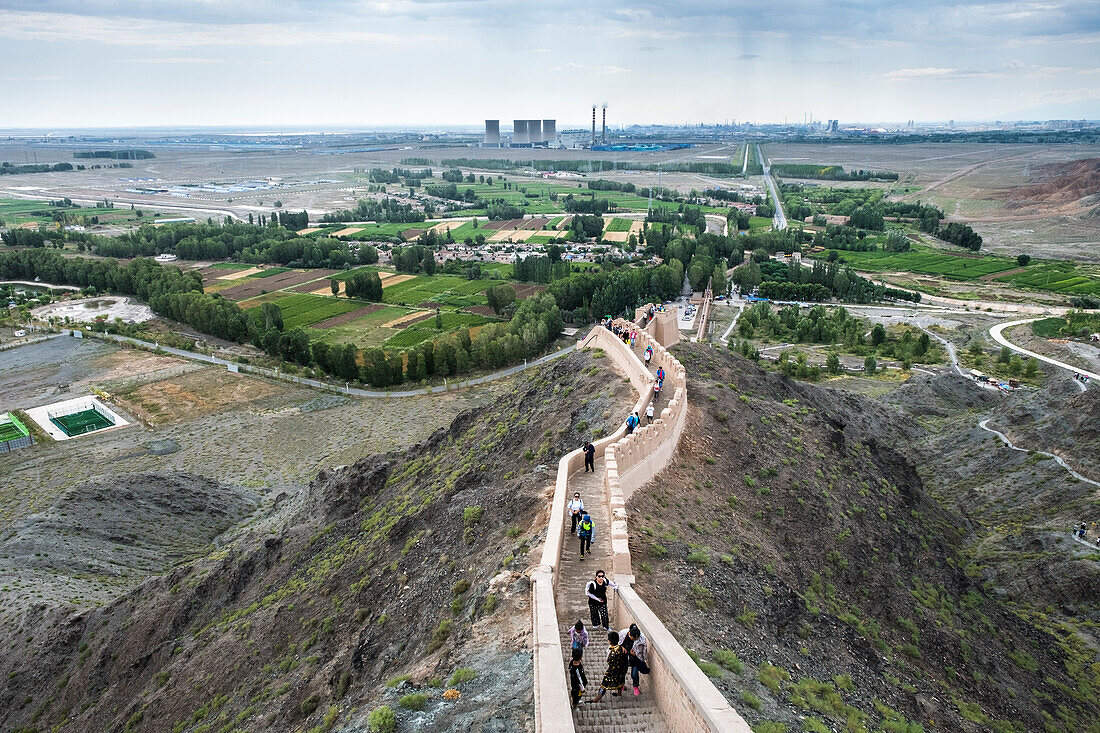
[
  {"x1": 753, "y1": 723, "x2": 787, "y2": 733},
  {"x1": 758, "y1": 663, "x2": 790, "y2": 693},
  {"x1": 741, "y1": 690, "x2": 762, "y2": 710},
  {"x1": 368, "y1": 706, "x2": 396, "y2": 733},
  {"x1": 686, "y1": 550, "x2": 710, "y2": 565},
  {"x1": 463, "y1": 506, "x2": 484, "y2": 525},
  {"x1": 384, "y1": 674, "x2": 410, "y2": 688},
  {"x1": 697, "y1": 660, "x2": 723, "y2": 678},
  {"x1": 714, "y1": 649, "x2": 744, "y2": 674},
  {"x1": 399, "y1": 692, "x2": 428, "y2": 711},
  {"x1": 689, "y1": 583, "x2": 714, "y2": 610},
  {"x1": 448, "y1": 668, "x2": 477, "y2": 686},
  {"x1": 482, "y1": 594, "x2": 499, "y2": 614},
  {"x1": 336, "y1": 672, "x2": 352, "y2": 699},
  {"x1": 300, "y1": 695, "x2": 321, "y2": 716},
  {"x1": 452, "y1": 580, "x2": 471, "y2": 595}
]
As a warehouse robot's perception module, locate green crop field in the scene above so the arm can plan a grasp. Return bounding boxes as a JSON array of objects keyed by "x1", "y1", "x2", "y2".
[
  {"x1": 605, "y1": 218, "x2": 632, "y2": 232},
  {"x1": 749, "y1": 216, "x2": 774, "y2": 230},
  {"x1": 209, "y1": 263, "x2": 251, "y2": 270},
  {"x1": 268, "y1": 293, "x2": 366, "y2": 329},
  {"x1": 305, "y1": 306, "x2": 410, "y2": 347},
  {"x1": 382, "y1": 275, "x2": 492, "y2": 308},
  {"x1": 816, "y1": 247, "x2": 1019, "y2": 280},
  {"x1": 383, "y1": 329, "x2": 438, "y2": 349},
  {"x1": 995, "y1": 263, "x2": 1100, "y2": 295}
]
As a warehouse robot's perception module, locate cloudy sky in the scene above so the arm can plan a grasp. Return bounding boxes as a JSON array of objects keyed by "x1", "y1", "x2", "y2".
[{"x1": 1, "y1": 0, "x2": 1098, "y2": 128}]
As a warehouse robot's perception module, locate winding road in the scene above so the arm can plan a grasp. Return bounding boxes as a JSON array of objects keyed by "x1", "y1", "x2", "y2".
[{"x1": 989, "y1": 319, "x2": 1098, "y2": 382}]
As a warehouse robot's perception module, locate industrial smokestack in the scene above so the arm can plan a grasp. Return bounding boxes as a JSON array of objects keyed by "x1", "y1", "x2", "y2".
[
  {"x1": 602, "y1": 104, "x2": 607, "y2": 144},
  {"x1": 591, "y1": 105, "x2": 596, "y2": 147}
]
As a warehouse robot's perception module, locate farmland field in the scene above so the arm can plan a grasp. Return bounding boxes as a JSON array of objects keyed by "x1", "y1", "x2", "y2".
[
  {"x1": 380, "y1": 274, "x2": 493, "y2": 308},
  {"x1": 995, "y1": 263, "x2": 1100, "y2": 295},
  {"x1": 251, "y1": 293, "x2": 365, "y2": 329},
  {"x1": 605, "y1": 218, "x2": 632, "y2": 233},
  {"x1": 816, "y1": 247, "x2": 1019, "y2": 280}
]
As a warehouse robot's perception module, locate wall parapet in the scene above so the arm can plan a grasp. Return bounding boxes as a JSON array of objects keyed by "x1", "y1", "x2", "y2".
[{"x1": 533, "y1": 313, "x2": 747, "y2": 733}]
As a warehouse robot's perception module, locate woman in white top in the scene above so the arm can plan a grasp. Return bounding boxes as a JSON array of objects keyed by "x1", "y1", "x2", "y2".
[{"x1": 567, "y1": 492, "x2": 584, "y2": 534}]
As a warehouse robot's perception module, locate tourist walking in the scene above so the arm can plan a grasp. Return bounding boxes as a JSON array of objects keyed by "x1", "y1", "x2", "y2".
[
  {"x1": 618, "y1": 624, "x2": 650, "y2": 695},
  {"x1": 585, "y1": 570, "x2": 617, "y2": 629},
  {"x1": 583, "y1": 441, "x2": 596, "y2": 473},
  {"x1": 643, "y1": 345, "x2": 652, "y2": 367},
  {"x1": 591, "y1": 631, "x2": 629, "y2": 703},
  {"x1": 578, "y1": 512, "x2": 594, "y2": 559},
  {"x1": 568, "y1": 492, "x2": 585, "y2": 533},
  {"x1": 569, "y1": 647, "x2": 588, "y2": 708},
  {"x1": 625, "y1": 412, "x2": 639, "y2": 435},
  {"x1": 645, "y1": 403, "x2": 654, "y2": 424},
  {"x1": 656, "y1": 366, "x2": 665, "y2": 383}
]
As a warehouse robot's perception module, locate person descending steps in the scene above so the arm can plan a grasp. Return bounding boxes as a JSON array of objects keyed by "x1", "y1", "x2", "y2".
[
  {"x1": 585, "y1": 570, "x2": 617, "y2": 629},
  {"x1": 577, "y1": 511, "x2": 594, "y2": 560}
]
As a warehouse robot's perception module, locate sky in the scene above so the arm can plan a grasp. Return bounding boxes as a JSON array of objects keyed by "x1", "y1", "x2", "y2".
[{"x1": 1, "y1": 0, "x2": 1099, "y2": 128}]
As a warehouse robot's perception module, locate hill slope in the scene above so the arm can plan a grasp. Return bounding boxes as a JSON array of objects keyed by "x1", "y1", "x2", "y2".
[
  {"x1": 629, "y1": 344, "x2": 1100, "y2": 733},
  {"x1": 0, "y1": 350, "x2": 631, "y2": 733}
]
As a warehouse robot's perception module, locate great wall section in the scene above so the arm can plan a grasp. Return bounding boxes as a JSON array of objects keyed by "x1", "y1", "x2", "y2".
[{"x1": 531, "y1": 306, "x2": 750, "y2": 733}]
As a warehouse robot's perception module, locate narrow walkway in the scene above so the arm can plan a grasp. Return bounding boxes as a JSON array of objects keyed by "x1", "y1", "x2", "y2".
[{"x1": 555, "y1": 334, "x2": 672, "y2": 733}]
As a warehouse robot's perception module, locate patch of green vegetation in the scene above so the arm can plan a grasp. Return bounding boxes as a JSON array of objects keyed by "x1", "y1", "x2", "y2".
[{"x1": 399, "y1": 692, "x2": 428, "y2": 711}]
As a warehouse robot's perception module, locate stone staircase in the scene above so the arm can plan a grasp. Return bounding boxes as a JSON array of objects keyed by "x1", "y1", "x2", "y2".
[{"x1": 552, "y1": 341, "x2": 673, "y2": 733}]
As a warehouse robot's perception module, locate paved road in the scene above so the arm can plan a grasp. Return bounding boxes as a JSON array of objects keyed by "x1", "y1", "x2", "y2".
[
  {"x1": 87, "y1": 331, "x2": 578, "y2": 398},
  {"x1": 989, "y1": 319, "x2": 1099, "y2": 382},
  {"x1": 758, "y1": 145, "x2": 787, "y2": 230}
]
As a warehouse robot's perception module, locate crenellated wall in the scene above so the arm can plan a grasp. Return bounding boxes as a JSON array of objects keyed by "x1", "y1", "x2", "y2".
[{"x1": 532, "y1": 311, "x2": 749, "y2": 733}]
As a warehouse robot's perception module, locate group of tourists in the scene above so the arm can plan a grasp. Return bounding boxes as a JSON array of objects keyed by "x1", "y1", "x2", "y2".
[
  {"x1": 568, "y1": 573, "x2": 652, "y2": 706},
  {"x1": 1073, "y1": 522, "x2": 1100, "y2": 546},
  {"x1": 604, "y1": 318, "x2": 639, "y2": 348},
  {"x1": 1073, "y1": 372, "x2": 1091, "y2": 385},
  {"x1": 625, "y1": 411, "x2": 641, "y2": 435}
]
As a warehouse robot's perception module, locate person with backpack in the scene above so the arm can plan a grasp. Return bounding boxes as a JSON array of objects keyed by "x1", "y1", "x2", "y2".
[
  {"x1": 643, "y1": 345, "x2": 652, "y2": 367},
  {"x1": 585, "y1": 570, "x2": 617, "y2": 629},
  {"x1": 625, "y1": 412, "x2": 639, "y2": 435},
  {"x1": 578, "y1": 512, "x2": 594, "y2": 559},
  {"x1": 656, "y1": 366, "x2": 665, "y2": 383},
  {"x1": 618, "y1": 624, "x2": 650, "y2": 696},
  {"x1": 568, "y1": 492, "x2": 585, "y2": 533},
  {"x1": 569, "y1": 647, "x2": 588, "y2": 708},
  {"x1": 582, "y1": 441, "x2": 596, "y2": 473}
]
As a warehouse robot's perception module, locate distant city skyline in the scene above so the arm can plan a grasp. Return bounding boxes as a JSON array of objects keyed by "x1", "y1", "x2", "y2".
[{"x1": 2, "y1": 0, "x2": 1099, "y2": 128}]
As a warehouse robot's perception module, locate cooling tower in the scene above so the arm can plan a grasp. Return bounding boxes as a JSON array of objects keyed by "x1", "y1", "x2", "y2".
[
  {"x1": 513, "y1": 119, "x2": 528, "y2": 145},
  {"x1": 484, "y1": 119, "x2": 500, "y2": 145},
  {"x1": 542, "y1": 119, "x2": 556, "y2": 142},
  {"x1": 527, "y1": 119, "x2": 543, "y2": 144}
]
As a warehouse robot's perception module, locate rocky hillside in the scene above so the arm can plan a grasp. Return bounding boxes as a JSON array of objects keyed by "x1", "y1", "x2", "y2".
[
  {"x1": 0, "y1": 349, "x2": 631, "y2": 733},
  {"x1": 628, "y1": 344, "x2": 1100, "y2": 733}
]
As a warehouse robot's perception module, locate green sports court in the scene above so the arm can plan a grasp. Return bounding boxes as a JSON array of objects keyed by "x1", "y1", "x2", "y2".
[{"x1": 48, "y1": 406, "x2": 116, "y2": 437}]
